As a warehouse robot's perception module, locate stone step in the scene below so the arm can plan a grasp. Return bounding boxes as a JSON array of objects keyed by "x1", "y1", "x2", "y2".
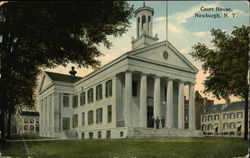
[{"x1": 128, "y1": 127, "x2": 203, "y2": 138}]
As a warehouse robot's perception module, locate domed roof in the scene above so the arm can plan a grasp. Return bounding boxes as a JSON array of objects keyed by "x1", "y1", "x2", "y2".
[{"x1": 134, "y1": 5, "x2": 154, "y2": 16}]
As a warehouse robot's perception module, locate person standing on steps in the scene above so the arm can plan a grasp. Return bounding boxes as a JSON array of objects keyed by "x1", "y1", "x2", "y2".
[
  {"x1": 151, "y1": 116, "x2": 155, "y2": 128},
  {"x1": 156, "y1": 117, "x2": 160, "y2": 129},
  {"x1": 161, "y1": 116, "x2": 165, "y2": 128}
]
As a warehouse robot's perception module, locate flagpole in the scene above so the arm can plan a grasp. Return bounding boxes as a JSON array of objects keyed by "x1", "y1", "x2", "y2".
[{"x1": 165, "y1": 0, "x2": 168, "y2": 51}]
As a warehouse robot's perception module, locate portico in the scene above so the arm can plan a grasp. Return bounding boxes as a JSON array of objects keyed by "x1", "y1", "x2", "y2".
[{"x1": 116, "y1": 71, "x2": 196, "y2": 130}]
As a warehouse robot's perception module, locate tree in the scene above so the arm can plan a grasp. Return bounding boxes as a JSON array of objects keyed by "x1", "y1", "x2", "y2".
[
  {"x1": 190, "y1": 25, "x2": 250, "y2": 140},
  {"x1": 0, "y1": 1, "x2": 133, "y2": 142}
]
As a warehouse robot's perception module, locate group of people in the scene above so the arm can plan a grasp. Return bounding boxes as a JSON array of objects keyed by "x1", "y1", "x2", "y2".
[{"x1": 148, "y1": 116, "x2": 165, "y2": 129}]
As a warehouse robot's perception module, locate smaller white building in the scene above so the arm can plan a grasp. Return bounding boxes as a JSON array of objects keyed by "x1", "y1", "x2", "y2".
[{"x1": 39, "y1": 4, "x2": 201, "y2": 139}]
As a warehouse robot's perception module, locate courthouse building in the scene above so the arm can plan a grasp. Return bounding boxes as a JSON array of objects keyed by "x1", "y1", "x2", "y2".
[{"x1": 39, "y1": 4, "x2": 201, "y2": 139}]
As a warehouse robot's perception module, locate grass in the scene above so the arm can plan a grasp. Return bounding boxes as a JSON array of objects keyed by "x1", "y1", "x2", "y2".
[
  {"x1": 1, "y1": 137, "x2": 248, "y2": 158},
  {"x1": 9, "y1": 134, "x2": 49, "y2": 140}
]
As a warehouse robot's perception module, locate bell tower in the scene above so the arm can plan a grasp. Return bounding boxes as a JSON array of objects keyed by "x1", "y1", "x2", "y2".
[{"x1": 132, "y1": 3, "x2": 159, "y2": 50}]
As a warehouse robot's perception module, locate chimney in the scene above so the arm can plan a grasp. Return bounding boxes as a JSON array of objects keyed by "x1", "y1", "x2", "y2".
[{"x1": 69, "y1": 66, "x2": 77, "y2": 77}]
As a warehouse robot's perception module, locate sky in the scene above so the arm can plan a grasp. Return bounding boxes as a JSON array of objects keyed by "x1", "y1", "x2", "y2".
[{"x1": 44, "y1": 1, "x2": 250, "y2": 104}]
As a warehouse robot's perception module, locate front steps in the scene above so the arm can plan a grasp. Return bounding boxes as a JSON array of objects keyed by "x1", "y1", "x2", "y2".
[{"x1": 128, "y1": 127, "x2": 203, "y2": 138}]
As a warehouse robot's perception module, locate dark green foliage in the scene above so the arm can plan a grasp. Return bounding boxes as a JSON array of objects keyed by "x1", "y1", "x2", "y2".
[
  {"x1": 190, "y1": 26, "x2": 250, "y2": 140},
  {"x1": 0, "y1": 1, "x2": 133, "y2": 140}
]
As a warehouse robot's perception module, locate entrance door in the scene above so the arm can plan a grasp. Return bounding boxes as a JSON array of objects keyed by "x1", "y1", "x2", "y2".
[
  {"x1": 147, "y1": 106, "x2": 153, "y2": 128},
  {"x1": 147, "y1": 96, "x2": 154, "y2": 128}
]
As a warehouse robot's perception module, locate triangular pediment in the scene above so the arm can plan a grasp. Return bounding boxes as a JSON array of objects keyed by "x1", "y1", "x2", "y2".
[
  {"x1": 39, "y1": 72, "x2": 53, "y2": 93},
  {"x1": 128, "y1": 41, "x2": 198, "y2": 73}
]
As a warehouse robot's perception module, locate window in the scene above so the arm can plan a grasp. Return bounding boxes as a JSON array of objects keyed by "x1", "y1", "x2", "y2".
[
  {"x1": 62, "y1": 118, "x2": 70, "y2": 130},
  {"x1": 30, "y1": 125, "x2": 34, "y2": 131},
  {"x1": 137, "y1": 17, "x2": 140, "y2": 37},
  {"x1": 73, "y1": 114, "x2": 78, "y2": 128},
  {"x1": 88, "y1": 110, "x2": 94, "y2": 125},
  {"x1": 96, "y1": 84, "x2": 103, "y2": 101},
  {"x1": 223, "y1": 113, "x2": 228, "y2": 119},
  {"x1": 82, "y1": 132, "x2": 85, "y2": 139},
  {"x1": 36, "y1": 118, "x2": 39, "y2": 123},
  {"x1": 63, "y1": 93, "x2": 70, "y2": 107},
  {"x1": 73, "y1": 95, "x2": 78, "y2": 108},
  {"x1": 142, "y1": 15, "x2": 146, "y2": 30},
  {"x1": 202, "y1": 124, "x2": 206, "y2": 131},
  {"x1": 230, "y1": 113, "x2": 235, "y2": 119},
  {"x1": 88, "y1": 88, "x2": 94, "y2": 104},
  {"x1": 223, "y1": 123, "x2": 228, "y2": 129},
  {"x1": 230, "y1": 122, "x2": 235, "y2": 128},
  {"x1": 24, "y1": 125, "x2": 28, "y2": 130},
  {"x1": 214, "y1": 115, "x2": 219, "y2": 120},
  {"x1": 208, "y1": 124, "x2": 213, "y2": 130},
  {"x1": 30, "y1": 118, "x2": 34, "y2": 123},
  {"x1": 132, "y1": 81, "x2": 138, "y2": 97},
  {"x1": 202, "y1": 116, "x2": 206, "y2": 122},
  {"x1": 148, "y1": 16, "x2": 151, "y2": 22},
  {"x1": 106, "y1": 130, "x2": 111, "y2": 139},
  {"x1": 120, "y1": 131, "x2": 124, "y2": 137},
  {"x1": 82, "y1": 112, "x2": 85, "y2": 126},
  {"x1": 96, "y1": 108, "x2": 103, "y2": 124},
  {"x1": 237, "y1": 112, "x2": 243, "y2": 118},
  {"x1": 98, "y1": 131, "x2": 102, "y2": 139},
  {"x1": 36, "y1": 126, "x2": 39, "y2": 132},
  {"x1": 105, "y1": 80, "x2": 112, "y2": 97},
  {"x1": 89, "y1": 132, "x2": 93, "y2": 139},
  {"x1": 208, "y1": 115, "x2": 213, "y2": 121},
  {"x1": 80, "y1": 92, "x2": 86, "y2": 106},
  {"x1": 24, "y1": 118, "x2": 28, "y2": 123},
  {"x1": 107, "y1": 105, "x2": 112, "y2": 123}
]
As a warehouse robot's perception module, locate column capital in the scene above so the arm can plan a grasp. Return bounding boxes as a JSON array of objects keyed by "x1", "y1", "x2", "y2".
[
  {"x1": 189, "y1": 82, "x2": 196, "y2": 86},
  {"x1": 139, "y1": 72, "x2": 148, "y2": 77},
  {"x1": 166, "y1": 77, "x2": 174, "y2": 81},
  {"x1": 154, "y1": 75, "x2": 161, "y2": 79},
  {"x1": 175, "y1": 79, "x2": 185, "y2": 84},
  {"x1": 124, "y1": 70, "x2": 133, "y2": 74}
]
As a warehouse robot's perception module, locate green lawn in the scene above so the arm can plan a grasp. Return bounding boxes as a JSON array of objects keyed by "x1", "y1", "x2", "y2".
[
  {"x1": 1, "y1": 137, "x2": 248, "y2": 158},
  {"x1": 9, "y1": 134, "x2": 49, "y2": 140}
]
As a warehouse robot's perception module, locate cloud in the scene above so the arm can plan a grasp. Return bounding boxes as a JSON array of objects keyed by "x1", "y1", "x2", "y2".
[
  {"x1": 234, "y1": 9, "x2": 249, "y2": 17},
  {"x1": 193, "y1": 31, "x2": 210, "y2": 37},
  {"x1": 154, "y1": 17, "x2": 166, "y2": 22}
]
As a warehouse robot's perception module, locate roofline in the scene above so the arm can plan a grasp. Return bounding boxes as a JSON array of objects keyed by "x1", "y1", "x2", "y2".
[
  {"x1": 74, "y1": 41, "x2": 167, "y2": 86},
  {"x1": 38, "y1": 72, "x2": 53, "y2": 93},
  {"x1": 129, "y1": 40, "x2": 199, "y2": 73},
  {"x1": 134, "y1": 6, "x2": 154, "y2": 16},
  {"x1": 74, "y1": 40, "x2": 199, "y2": 86},
  {"x1": 74, "y1": 53, "x2": 128, "y2": 86}
]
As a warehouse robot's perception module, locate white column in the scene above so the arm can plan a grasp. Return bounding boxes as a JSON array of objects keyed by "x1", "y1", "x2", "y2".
[
  {"x1": 43, "y1": 98, "x2": 47, "y2": 133},
  {"x1": 140, "y1": 74, "x2": 147, "y2": 127},
  {"x1": 47, "y1": 97, "x2": 50, "y2": 133},
  {"x1": 49, "y1": 95, "x2": 52, "y2": 132},
  {"x1": 124, "y1": 71, "x2": 132, "y2": 127},
  {"x1": 51, "y1": 93, "x2": 55, "y2": 136},
  {"x1": 166, "y1": 79, "x2": 173, "y2": 128},
  {"x1": 153, "y1": 76, "x2": 161, "y2": 120},
  {"x1": 40, "y1": 100, "x2": 43, "y2": 135},
  {"x1": 189, "y1": 83, "x2": 195, "y2": 130},
  {"x1": 112, "y1": 76, "x2": 117, "y2": 127},
  {"x1": 178, "y1": 81, "x2": 184, "y2": 129}
]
